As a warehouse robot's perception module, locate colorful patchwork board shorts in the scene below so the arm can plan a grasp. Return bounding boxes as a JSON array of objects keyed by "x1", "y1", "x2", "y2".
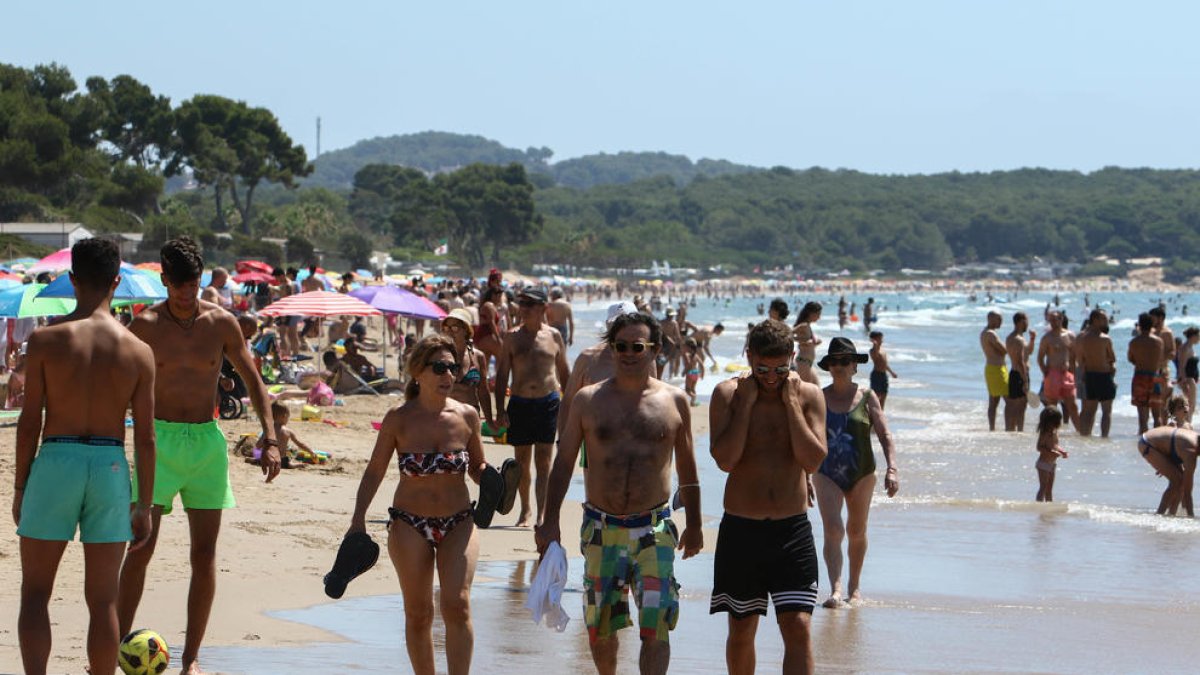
[{"x1": 580, "y1": 504, "x2": 680, "y2": 645}]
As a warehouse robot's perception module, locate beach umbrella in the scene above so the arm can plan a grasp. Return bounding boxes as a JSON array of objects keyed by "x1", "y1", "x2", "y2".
[
  {"x1": 1, "y1": 257, "x2": 39, "y2": 271},
  {"x1": 36, "y1": 272, "x2": 167, "y2": 302},
  {"x1": 232, "y1": 271, "x2": 274, "y2": 284},
  {"x1": 257, "y1": 290, "x2": 381, "y2": 318},
  {"x1": 0, "y1": 284, "x2": 75, "y2": 318},
  {"x1": 236, "y1": 260, "x2": 274, "y2": 275},
  {"x1": 135, "y1": 262, "x2": 162, "y2": 273},
  {"x1": 0, "y1": 278, "x2": 22, "y2": 290},
  {"x1": 27, "y1": 248, "x2": 72, "y2": 275},
  {"x1": 350, "y1": 285, "x2": 446, "y2": 320}
]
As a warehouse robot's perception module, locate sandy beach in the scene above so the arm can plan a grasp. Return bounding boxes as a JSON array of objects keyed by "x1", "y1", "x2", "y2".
[{"x1": 0, "y1": 394, "x2": 717, "y2": 674}]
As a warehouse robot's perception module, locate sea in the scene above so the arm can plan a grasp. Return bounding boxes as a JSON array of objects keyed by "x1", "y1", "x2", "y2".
[{"x1": 209, "y1": 289, "x2": 1200, "y2": 674}]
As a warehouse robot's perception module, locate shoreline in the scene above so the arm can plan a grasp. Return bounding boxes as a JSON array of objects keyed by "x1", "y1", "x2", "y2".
[{"x1": 0, "y1": 396, "x2": 717, "y2": 673}]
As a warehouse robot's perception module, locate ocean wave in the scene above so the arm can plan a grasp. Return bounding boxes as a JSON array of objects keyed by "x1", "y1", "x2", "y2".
[{"x1": 881, "y1": 495, "x2": 1200, "y2": 533}]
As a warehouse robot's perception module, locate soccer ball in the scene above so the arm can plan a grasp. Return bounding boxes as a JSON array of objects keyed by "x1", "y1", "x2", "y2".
[{"x1": 118, "y1": 629, "x2": 170, "y2": 675}]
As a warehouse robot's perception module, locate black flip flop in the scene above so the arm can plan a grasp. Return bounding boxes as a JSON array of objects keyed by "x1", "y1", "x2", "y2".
[
  {"x1": 497, "y1": 458, "x2": 521, "y2": 515},
  {"x1": 473, "y1": 465, "x2": 504, "y2": 529},
  {"x1": 324, "y1": 531, "x2": 380, "y2": 599}
]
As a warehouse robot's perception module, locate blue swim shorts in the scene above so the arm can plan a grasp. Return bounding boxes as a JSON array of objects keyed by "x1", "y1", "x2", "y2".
[{"x1": 17, "y1": 436, "x2": 132, "y2": 543}]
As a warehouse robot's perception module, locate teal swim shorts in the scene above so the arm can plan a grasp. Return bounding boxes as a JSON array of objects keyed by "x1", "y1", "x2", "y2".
[
  {"x1": 133, "y1": 420, "x2": 235, "y2": 515},
  {"x1": 17, "y1": 437, "x2": 132, "y2": 543}
]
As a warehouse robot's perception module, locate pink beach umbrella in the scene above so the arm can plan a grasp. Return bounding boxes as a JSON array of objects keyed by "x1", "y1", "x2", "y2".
[
  {"x1": 257, "y1": 290, "x2": 382, "y2": 318},
  {"x1": 27, "y1": 248, "x2": 72, "y2": 275}
]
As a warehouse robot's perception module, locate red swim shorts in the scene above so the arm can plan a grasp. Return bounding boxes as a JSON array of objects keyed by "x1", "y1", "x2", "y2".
[
  {"x1": 1044, "y1": 368, "x2": 1075, "y2": 401},
  {"x1": 1131, "y1": 372, "x2": 1167, "y2": 408}
]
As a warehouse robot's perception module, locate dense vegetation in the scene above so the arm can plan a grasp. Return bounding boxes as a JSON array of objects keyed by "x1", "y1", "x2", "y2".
[{"x1": 5, "y1": 61, "x2": 1200, "y2": 280}]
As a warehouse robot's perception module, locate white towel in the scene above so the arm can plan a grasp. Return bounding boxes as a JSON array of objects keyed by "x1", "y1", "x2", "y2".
[{"x1": 524, "y1": 542, "x2": 570, "y2": 632}]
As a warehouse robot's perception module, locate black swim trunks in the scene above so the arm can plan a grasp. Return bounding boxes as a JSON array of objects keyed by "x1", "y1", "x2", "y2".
[
  {"x1": 1084, "y1": 371, "x2": 1117, "y2": 402},
  {"x1": 869, "y1": 370, "x2": 889, "y2": 395},
  {"x1": 1008, "y1": 370, "x2": 1027, "y2": 399},
  {"x1": 710, "y1": 512, "x2": 819, "y2": 617},
  {"x1": 1187, "y1": 357, "x2": 1199, "y2": 381},
  {"x1": 506, "y1": 391, "x2": 560, "y2": 446}
]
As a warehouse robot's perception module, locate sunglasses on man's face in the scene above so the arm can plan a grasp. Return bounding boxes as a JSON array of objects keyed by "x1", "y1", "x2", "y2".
[
  {"x1": 753, "y1": 364, "x2": 791, "y2": 376},
  {"x1": 427, "y1": 361, "x2": 462, "y2": 376},
  {"x1": 612, "y1": 340, "x2": 655, "y2": 354}
]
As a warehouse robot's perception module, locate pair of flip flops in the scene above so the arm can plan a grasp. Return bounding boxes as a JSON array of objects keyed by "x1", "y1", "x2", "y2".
[
  {"x1": 474, "y1": 458, "x2": 521, "y2": 528},
  {"x1": 323, "y1": 531, "x2": 380, "y2": 599}
]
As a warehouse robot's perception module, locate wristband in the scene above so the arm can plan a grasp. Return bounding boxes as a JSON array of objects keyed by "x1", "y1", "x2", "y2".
[{"x1": 262, "y1": 439, "x2": 279, "y2": 448}]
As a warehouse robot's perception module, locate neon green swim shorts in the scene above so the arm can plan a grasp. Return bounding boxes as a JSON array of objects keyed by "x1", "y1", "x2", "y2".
[
  {"x1": 132, "y1": 420, "x2": 235, "y2": 514},
  {"x1": 17, "y1": 436, "x2": 131, "y2": 543}
]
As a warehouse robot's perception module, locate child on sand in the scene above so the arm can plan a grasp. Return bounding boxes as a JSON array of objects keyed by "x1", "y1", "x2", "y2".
[
  {"x1": 1035, "y1": 407, "x2": 1069, "y2": 502},
  {"x1": 250, "y1": 402, "x2": 316, "y2": 469},
  {"x1": 682, "y1": 337, "x2": 703, "y2": 406}
]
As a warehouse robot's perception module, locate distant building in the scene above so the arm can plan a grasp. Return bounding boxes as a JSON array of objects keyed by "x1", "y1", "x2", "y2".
[
  {"x1": 0, "y1": 222, "x2": 94, "y2": 249},
  {"x1": 114, "y1": 233, "x2": 143, "y2": 260}
]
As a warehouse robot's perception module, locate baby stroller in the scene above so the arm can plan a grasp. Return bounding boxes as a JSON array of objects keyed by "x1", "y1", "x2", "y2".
[{"x1": 218, "y1": 359, "x2": 247, "y2": 420}]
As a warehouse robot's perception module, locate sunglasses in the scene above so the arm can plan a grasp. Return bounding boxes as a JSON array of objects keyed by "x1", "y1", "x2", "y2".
[
  {"x1": 827, "y1": 356, "x2": 855, "y2": 367},
  {"x1": 427, "y1": 361, "x2": 462, "y2": 376},
  {"x1": 754, "y1": 364, "x2": 791, "y2": 376},
  {"x1": 612, "y1": 340, "x2": 655, "y2": 354}
]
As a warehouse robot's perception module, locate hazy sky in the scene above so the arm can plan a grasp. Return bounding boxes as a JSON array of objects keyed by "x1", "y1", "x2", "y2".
[{"x1": 5, "y1": 1, "x2": 1198, "y2": 174}]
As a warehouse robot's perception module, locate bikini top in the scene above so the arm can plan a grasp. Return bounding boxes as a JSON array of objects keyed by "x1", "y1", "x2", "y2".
[
  {"x1": 397, "y1": 449, "x2": 469, "y2": 477},
  {"x1": 459, "y1": 367, "x2": 482, "y2": 386}
]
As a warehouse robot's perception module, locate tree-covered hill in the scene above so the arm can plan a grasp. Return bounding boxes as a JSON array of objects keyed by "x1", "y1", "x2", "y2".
[{"x1": 305, "y1": 132, "x2": 760, "y2": 190}]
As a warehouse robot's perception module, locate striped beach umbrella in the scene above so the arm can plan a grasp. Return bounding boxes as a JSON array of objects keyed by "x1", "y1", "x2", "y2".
[
  {"x1": 27, "y1": 248, "x2": 72, "y2": 275},
  {"x1": 257, "y1": 290, "x2": 382, "y2": 317}
]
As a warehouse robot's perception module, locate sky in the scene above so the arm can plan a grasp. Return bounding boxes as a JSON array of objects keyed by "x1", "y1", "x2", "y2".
[{"x1": 4, "y1": 1, "x2": 1199, "y2": 174}]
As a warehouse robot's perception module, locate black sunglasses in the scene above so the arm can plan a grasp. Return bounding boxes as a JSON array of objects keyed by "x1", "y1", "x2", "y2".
[
  {"x1": 428, "y1": 361, "x2": 462, "y2": 376},
  {"x1": 612, "y1": 340, "x2": 655, "y2": 354},
  {"x1": 827, "y1": 356, "x2": 855, "y2": 367},
  {"x1": 754, "y1": 364, "x2": 791, "y2": 376}
]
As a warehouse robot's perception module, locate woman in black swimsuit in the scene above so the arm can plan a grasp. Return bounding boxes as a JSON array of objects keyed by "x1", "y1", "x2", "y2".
[{"x1": 347, "y1": 334, "x2": 489, "y2": 675}]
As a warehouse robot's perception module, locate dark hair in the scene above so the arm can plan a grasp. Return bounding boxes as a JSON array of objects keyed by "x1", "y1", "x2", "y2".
[
  {"x1": 1088, "y1": 308, "x2": 1107, "y2": 323},
  {"x1": 604, "y1": 312, "x2": 662, "y2": 346},
  {"x1": 1138, "y1": 312, "x2": 1154, "y2": 332},
  {"x1": 1037, "y1": 407, "x2": 1063, "y2": 435},
  {"x1": 713, "y1": 322, "x2": 724, "y2": 333},
  {"x1": 746, "y1": 319, "x2": 794, "y2": 358},
  {"x1": 795, "y1": 301, "x2": 822, "y2": 325},
  {"x1": 160, "y1": 236, "x2": 204, "y2": 284},
  {"x1": 272, "y1": 267, "x2": 285, "y2": 277},
  {"x1": 404, "y1": 334, "x2": 459, "y2": 400},
  {"x1": 70, "y1": 237, "x2": 120, "y2": 290},
  {"x1": 1149, "y1": 306, "x2": 1166, "y2": 319},
  {"x1": 308, "y1": 264, "x2": 318, "y2": 275},
  {"x1": 869, "y1": 331, "x2": 883, "y2": 340},
  {"x1": 1013, "y1": 311, "x2": 1027, "y2": 325},
  {"x1": 769, "y1": 299, "x2": 789, "y2": 321},
  {"x1": 1185, "y1": 326, "x2": 1199, "y2": 339},
  {"x1": 271, "y1": 401, "x2": 289, "y2": 419},
  {"x1": 322, "y1": 351, "x2": 339, "y2": 368}
]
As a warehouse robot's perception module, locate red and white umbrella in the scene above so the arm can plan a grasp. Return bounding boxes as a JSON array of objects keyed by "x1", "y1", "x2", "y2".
[
  {"x1": 257, "y1": 290, "x2": 381, "y2": 317},
  {"x1": 232, "y1": 271, "x2": 275, "y2": 284},
  {"x1": 236, "y1": 260, "x2": 274, "y2": 275}
]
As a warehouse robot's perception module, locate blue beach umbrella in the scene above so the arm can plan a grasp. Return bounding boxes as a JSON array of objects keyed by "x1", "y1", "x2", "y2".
[
  {"x1": 0, "y1": 284, "x2": 75, "y2": 318},
  {"x1": 36, "y1": 271, "x2": 168, "y2": 302}
]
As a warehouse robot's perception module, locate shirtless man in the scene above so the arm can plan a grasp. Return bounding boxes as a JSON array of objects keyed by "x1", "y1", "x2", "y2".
[
  {"x1": 710, "y1": 319, "x2": 826, "y2": 675},
  {"x1": 545, "y1": 287, "x2": 575, "y2": 347},
  {"x1": 118, "y1": 237, "x2": 280, "y2": 674},
  {"x1": 658, "y1": 308, "x2": 685, "y2": 379},
  {"x1": 559, "y1": 301, "x2": 639, "y2": 441},
  {"x1": 272, "y1": 266, "x2": 299, "y2": 358},
  {"x1": 1037, "y1": 310, "x2": 1080, "y2": 433},
  {"x1": 691, "y1": 323, "x2": 725, "y2": 371},
  {"x1": 14, "y1": 238, "x2": 156, "y2": 675},
  {"x1": 536, "y1": 312, "x2": 702, "y2": 675},
  {"x1": 199, "y1": 266, "x2": 232, "y2": 310},
  {"x1": 980, "y1": 311, "x2": 1009, "y2": 431},
  {"x1": 1129, "y1": 312, "x2": 1166, "y2": 434},
  {"x1": 495, "y1": 287, "x2": 570, "y2": 526},
  {"x1": 1151, "y1": 306, "x2": 1177, "y2": 421},
  {"x1": 1004, "y1": 312, "x2": 1036, "y2": 432},
  {"x1": 1076, "y1": 309, "x2": 1116, "y2": 437}
]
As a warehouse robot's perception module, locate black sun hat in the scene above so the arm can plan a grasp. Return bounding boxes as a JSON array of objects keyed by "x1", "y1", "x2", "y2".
[{"x1": 817, "y1": 337, "x2": 870, "y2": 371}]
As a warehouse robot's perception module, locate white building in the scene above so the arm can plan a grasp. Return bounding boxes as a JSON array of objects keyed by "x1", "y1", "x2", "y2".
[{"x1": 0, "y1": 222, "x2": 94, "y2": 250}]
